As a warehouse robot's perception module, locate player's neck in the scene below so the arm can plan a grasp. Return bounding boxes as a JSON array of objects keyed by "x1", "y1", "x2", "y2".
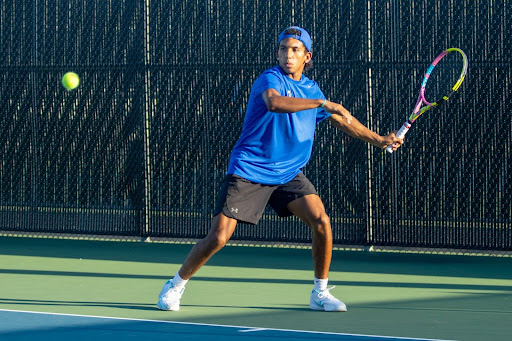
[
  {"x1": 280, "y1": 67, "x2": 304, "y2": 81},
  {"x1": 286, "y1": 72, "x2": 303, "y2": 81}
]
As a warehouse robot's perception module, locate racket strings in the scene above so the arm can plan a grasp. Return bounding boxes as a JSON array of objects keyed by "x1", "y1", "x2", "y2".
[{"x1": 423, "y1": 50, "x2": 466, "y2": 105}]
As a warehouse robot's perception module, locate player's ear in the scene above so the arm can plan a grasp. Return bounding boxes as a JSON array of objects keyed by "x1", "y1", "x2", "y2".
[{"x1": 305, "y1": 51, "x2": 312, "y2": 63}]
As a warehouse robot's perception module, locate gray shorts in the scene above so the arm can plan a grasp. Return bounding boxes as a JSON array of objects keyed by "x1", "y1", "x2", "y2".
[{"x1": 213, "y1": 173, "x2": 318, "y2": 225}]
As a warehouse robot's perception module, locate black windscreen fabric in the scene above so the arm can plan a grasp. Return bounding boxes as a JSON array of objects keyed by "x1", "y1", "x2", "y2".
[{"x1": 0, "y1": 0, "x2": 510, "y2": 251}]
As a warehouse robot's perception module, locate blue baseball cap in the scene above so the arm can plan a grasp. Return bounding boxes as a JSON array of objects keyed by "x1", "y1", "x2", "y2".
[{"x1": 278, "y1": 26, "x2": 312, "y2": 52}]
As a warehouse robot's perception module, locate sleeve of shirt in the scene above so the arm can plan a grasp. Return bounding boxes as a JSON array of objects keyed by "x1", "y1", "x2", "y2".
[{"x1": 253, "y1": 69, "x2": 284, "y2": 96}]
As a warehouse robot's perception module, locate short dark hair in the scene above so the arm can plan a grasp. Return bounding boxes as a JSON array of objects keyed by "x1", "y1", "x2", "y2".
[{"x1": 282, "y1": 28, "x2": 313, "y2": 72}]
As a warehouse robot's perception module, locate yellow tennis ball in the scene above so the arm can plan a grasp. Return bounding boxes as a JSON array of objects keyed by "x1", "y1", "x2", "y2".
[{"x1": 62, "y1": 72, "x2": 80, "y2": 90}]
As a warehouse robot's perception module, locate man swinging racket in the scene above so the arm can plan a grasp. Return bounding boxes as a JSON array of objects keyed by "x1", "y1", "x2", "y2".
[{"x1": 157, "y1": 26, "x2": 403, "y2": 312}]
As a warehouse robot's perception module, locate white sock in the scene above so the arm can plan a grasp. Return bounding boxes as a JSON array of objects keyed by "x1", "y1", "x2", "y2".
[
  {"x1": 314, "y1": 277, "x2": 328, "y2": 292},
  {"x1": 171, "y1": 271, "x2": 188, "y2": 288}
]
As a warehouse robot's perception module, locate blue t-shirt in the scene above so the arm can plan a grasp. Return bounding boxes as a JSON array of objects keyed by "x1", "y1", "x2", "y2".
[{"x1": 227, "y1": 66, "x2": 331, "y2": 185}]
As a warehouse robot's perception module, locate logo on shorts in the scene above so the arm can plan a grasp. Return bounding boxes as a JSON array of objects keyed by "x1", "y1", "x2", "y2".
[{"x1": 230, "y1": 207, "x2": 239, "y2": 214}]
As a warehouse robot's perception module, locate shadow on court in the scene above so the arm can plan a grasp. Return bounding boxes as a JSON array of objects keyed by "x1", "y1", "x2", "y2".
[
  {"x1": 1, "y1": 236, "x2": 511, "y2": 280},
  {"x1": 0, "y1": 268, "x2": 511, "y2": 292},
  {"x1": 0, "y1": 298, "x2": 155, "y2": 311}
]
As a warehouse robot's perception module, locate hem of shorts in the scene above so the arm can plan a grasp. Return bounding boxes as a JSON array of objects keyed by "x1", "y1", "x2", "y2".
[
  {"x1": 214, "y1": 208, "x2": 259, "y2": 226},
  {"x1": 274, "y1": 192, "x2": 314, "y2": 217}
]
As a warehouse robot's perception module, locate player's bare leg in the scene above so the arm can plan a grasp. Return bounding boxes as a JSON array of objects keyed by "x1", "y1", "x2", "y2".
[
  {"x1": 287, "y1": 194, "x2": 347, "y2": 312},
  {"x1": 287, "y1": 194, "x2": 332, "y2": 278},
  {"x1": 157, "y1": 213, "x2": 237, "y2": 311},
  {"x1": 179, "y1": 213, "x2": 238, "y2": 279}
]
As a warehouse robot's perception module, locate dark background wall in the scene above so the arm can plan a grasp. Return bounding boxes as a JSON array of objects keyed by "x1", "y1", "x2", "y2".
[{"x1": 0, "y1": 0, "x2": 510, "y2": 250}]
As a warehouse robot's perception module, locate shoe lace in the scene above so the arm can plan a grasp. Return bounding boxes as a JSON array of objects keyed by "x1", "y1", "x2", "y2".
[
  {"x1": 165, "y1": 282, "x2": 185, "y2": 296},
  {"x1": 318, "y1": 285, "x2": 336, "y2": 298},
  {"x1": 316, "y1": 286, "x2": 336, "y2": 299}
]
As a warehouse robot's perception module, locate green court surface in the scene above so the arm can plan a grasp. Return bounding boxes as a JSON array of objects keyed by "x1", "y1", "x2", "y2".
[{"x1": 0, "y1": 236, "x2": 511, "y2": 340}]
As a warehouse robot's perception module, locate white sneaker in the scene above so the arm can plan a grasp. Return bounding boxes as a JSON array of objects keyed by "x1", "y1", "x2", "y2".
[
  {"x1": 157, "y1": 280, "x2": 185, "y2": 311},
  {"x1": 309, "y1": 286, "x2": 347, "y2": 312}
]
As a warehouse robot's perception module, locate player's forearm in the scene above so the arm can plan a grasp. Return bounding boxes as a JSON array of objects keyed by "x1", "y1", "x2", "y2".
[
  {"x1": 266, "y1": 96, "x2": 324, "y2": 113},
  {"x1": 346, "y1": 122, "x2": 385, "y2": 147},
  {"x1": 329, "y1": 116, "x2": 386, "y2": 148}
]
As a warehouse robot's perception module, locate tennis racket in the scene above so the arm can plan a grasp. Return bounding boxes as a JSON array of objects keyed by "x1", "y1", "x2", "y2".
[{"x1": 386, "y1": 48, "x2": 468, "y2": 153}]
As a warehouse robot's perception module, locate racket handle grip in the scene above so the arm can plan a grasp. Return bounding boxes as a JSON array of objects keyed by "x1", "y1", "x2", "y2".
[{"x1": 386, "y1": 122, "x2": 411, "y2": 153}]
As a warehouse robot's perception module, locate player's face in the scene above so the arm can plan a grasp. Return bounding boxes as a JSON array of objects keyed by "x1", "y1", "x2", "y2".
[{"x1": 276, "y1": 38, "x2": 312, "y2": 80}]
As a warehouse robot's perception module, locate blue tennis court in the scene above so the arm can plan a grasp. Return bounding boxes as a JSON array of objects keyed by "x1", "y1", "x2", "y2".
[{"x1": 0, "y1": 309, "x2": 452, "y2": 341}]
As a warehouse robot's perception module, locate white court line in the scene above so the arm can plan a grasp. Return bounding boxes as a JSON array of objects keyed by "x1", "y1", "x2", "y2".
[
  {"x1": 0, "y1": 308, "x2": 456, "y2": 341},
  {"x1": 238, "y1": 328, "x2": 268, "y2": 333}
]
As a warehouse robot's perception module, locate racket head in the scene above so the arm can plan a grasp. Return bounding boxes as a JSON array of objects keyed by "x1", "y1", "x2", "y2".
[{"x1": 409, "y1": 48, "x2": 468, "y2": 122}]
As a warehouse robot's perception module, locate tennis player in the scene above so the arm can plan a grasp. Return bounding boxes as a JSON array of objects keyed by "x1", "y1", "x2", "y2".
[{"x1": 158, "y1": 26, "x2": 403, "y2": 312}]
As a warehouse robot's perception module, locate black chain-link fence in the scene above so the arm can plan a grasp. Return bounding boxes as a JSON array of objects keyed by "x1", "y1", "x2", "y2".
[{"x1": 1, "y1": 0, "x2": 510, "y2": 253}]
